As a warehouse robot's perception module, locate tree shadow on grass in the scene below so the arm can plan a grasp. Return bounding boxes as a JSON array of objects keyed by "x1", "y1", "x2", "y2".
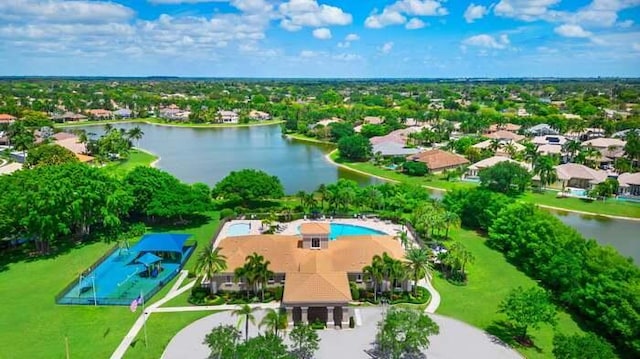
[
  {"x1": 486, "y1": 320, "x2": 543, "y2": 353},
  {"x1": 146, "y1": 213, "x2": 212, "y2": 232}
]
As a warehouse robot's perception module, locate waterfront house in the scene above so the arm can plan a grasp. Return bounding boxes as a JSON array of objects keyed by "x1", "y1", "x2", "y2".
[
  {"x1": 486, "y1": 123, "x2": 521, "y2": 134},
  {"x1": 465, "y1": 156, "x2": 530, "y2": 178},
  {"x1": 114, "y1": 109, "x2": 132, "y2": 118},
  {"x1": 618, "y1": 173, "x2": 640, "y2": 198},
  {"x1": 51, "y1": 112, "x2": 87, "y2": 123},
  {"x1": 86, "y1": 109, "x2": 113, "y2": 119},
  {"x1": 372, "y1": 142, "x2": 420, "y2": 157},
  {"x1": 211, "y1": 223, "x2": 405, "y2": 327},
  {"x1": 249, "y1": 110, "x2": 271, "y2": 121},
  {"x1": 554, "y1": 163, "x2": 607, "y2": 190},
  {"x1": 217, "y1": 110, "x2": 239, "y2": 124},
  {"x1": 406, "y1": 149, "x2": 469, "y2": 173},
  {"x1": 159, "y1": 107, "x2": 190, "y2": 121}
]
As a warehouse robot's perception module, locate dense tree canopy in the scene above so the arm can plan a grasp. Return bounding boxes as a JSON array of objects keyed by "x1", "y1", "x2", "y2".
[
  {"x1": 479, "y1": 161, "x2": 531, "y2": 196},
  {"x1": 374, "y1": 307, "x2": 439, "y2": 359},
  {"x1": 553, "y1": 333, "x2": 616, "y2": 359},
  {"x1": 212, "y1": 169, "x2": 285, "y2": 205},
  {"x1": 337, "y1": 134, "x2": 372, "y2": 161},
  {"x1": 498, "y1": 286, "x2": 557, "y2": 343},
  {"x1": 25, "y1": 144, "x2": 79, "y2": 168},
  {"x1": 124, "y1": 166, "x2": 210, "y2": 220}
]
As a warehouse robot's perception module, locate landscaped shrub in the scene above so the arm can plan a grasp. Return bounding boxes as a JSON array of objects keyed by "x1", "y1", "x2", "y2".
[
  {"x1": 310, "y1": 319, "x2": 325, "y2": 330},
  {"x1": 349, "y1": 282, "x2": 360, "y2": 300},
  {"x1": 189, "y1": 284, "x2": 209, "y2": 305},
  {"x1": 272, "y1": 286, "x2": 284, "y2": 301},
  {"x1": 403, "y1": 161, "x2": 428, "y2": 176},
  {"x1": 220, "y1": 208, "x2": 236, "y2": 219}
]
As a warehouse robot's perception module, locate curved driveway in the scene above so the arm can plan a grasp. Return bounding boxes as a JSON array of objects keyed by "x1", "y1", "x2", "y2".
[{"x1": 161, "y1": 308, "x2": 521, "y2": 359}]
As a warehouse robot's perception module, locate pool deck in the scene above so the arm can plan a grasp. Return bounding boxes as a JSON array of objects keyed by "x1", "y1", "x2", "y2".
[{"x1": 215, "y1": 218, "x2": 413, "y2": 247}]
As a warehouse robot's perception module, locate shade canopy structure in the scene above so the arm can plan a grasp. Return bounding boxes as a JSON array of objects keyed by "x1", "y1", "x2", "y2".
[
  {"x1": 136, "y1": 252, "x2": 162, "y2": 267},
  {"x1": 132, "y1": 233, "x2": 192, "y2": 255}
]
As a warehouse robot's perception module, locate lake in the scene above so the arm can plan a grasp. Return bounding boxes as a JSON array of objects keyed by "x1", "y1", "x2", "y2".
[{"x1": 76, "y1": 122, "x2": 639, "y2": 264}]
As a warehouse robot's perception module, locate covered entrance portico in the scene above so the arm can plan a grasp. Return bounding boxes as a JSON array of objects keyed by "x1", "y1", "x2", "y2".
[
  {"x1": 285, "y1": 304, "x2": 350, "y2": 328},
  {"x1": 282, "y1": 271, "x2": 353, "y2": 329}
]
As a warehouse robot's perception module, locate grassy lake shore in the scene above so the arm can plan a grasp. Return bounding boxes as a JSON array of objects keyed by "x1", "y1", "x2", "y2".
[{"x1": 54, "y1": 118, "x2": 284, "y2": 129}]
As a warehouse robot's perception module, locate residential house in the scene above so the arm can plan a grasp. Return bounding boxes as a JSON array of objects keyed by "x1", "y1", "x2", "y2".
[
  {"x1": 465, "y1": 156, "x2": 530, "y2": 178},
  {"x1": 617, "y1": 173, "x2": 640, "y2": 198},
  {"x1": 310, "y1": 117, "x2": 343, "y2": 129},
  {"x1": 565, "y1": 128, "x2": 605, "y2": 141},
  {"x1": 212, "y1": 223, "x2": 405, "y2": 327},
  {"x1": 484, "y1": 130, "x2": 525, "y2": 142},
  {"x1": 582, "y1": 138, "x2": 627, "y2": 165},
  {"x1": 486, "y1": 123, "x2": 521, "y2": 134},
  {"x1": 524, "y1": 124, "x2": 559, "y2": 136},
  {"x1": 51, "y1": 112, "x2": 87, "y2": 123},
  {"x1": 249, "y1": 110, "x2": 271, "y2": 121},
  {"x1": 372, "y1": 142, "x2": 420, "y2": 157},
  {"x1": 516, "y1": 108, "x2": 530, "y2": 117},
  {"x1": 114, "y1": 109, "x2": 132, "y2": 118},
  {"x1": 159, "y1": 107, "x2": 190, "y2": 121},
  {"x1": 472, "y1": 139, "x2": 525, "y2": 157},
  {"x1": 406, "y1": 149, "x2": 469, "y2": 173},
  {"x1": 217, "y1": 110, "x2": 239, "y2": 124},
  {"x1": 532, "y1": 135, "x2": 567, "y2": 146},
  {"x1": 86, "y1": 109, "x2": 113, "y2": 119},
  {"x1": 363, "y1": 116, "x2": 384, "y2": 125},
  {"x1": 370, "y1": 127, "x2": 421, "y2": 147},
  {"x1": 555, "y1": 163, "x2": 607, "y2": 190},
  {"x1": 0, "y1": 114, "x2": 16, "y2": 125}
]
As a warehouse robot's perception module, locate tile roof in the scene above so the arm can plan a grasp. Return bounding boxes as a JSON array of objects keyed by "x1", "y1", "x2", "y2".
[
  {"x1": 468, "y1": 156, "x2": 529, "y2": 171},
  {"x1": 485, "y1": 130, "x2": 525, "y2": 142},
  {"x1": 407, "y1": 149, "x2": 469, "y2": 171},
  {"x1": 299, "y1": 222, "x2": 330, "y2": 235},
  {"x1": 283, "y1": 272, "x2": 351, "y2": 304},
  {"x1": 555, "y1": 163, "x2": 607, "y2": 183},
  {"x1": 582, "y1": 138, "x2": 626, "y2": 148},
  {"x1": 0, "y1": 114, "x2": 17, "y2": 122},
  {"x1": 618, "y1": 172, "x2": 640, "y2": 187}
]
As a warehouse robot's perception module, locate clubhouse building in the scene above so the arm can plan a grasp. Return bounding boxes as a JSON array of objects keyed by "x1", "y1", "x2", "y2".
[{"x1": 212, "y1": 222, "x2": 405, "y2": 328}]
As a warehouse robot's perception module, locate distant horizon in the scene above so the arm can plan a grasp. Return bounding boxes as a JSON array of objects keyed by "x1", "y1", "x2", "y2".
[{"x1": 1, "y1": 1, "x2": 639, "y2": 77}]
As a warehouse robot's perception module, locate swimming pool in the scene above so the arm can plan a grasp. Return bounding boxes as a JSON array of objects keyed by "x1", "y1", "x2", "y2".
[
  {"x1": 227, "y1": 223, "x2": 251, "y2": 236},
  {"x1": 56, "y1": 235, "x2": 194, "y2": 306},
  {"x1": 298, "y1": 223, "x2": 387, "y2": 240}
]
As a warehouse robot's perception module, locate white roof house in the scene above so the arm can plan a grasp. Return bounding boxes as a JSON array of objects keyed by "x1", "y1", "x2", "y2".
[
  {"x1": 217, "y1": 110, "x2": 239, "y2": 123},
  {"x1": 372, "y1": 142, "x2": 421, "y2": 157},
  {"x1": 249, "y1": 110, "x2": 270, "y2": 121},
  {"x1": 466, "y1": 156, "x2": 530, "y2": 177},
  {"x1": 532, "y1": 135, "x2": 567, "y2": 146},
  {"x1": 525, "y1": 124, "x2": 559, "y2": 136}
]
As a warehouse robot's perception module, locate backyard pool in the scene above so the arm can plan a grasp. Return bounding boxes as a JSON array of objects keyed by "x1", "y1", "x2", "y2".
[
  {"x1": 298, "y1": 223, "x2": 388, "y2": 240},
  {"x1": 56, "y1": 233, "x2": 194, "y2": 306},
  {"x1": 227, "y1": 223, "x2": 252, "y2": 236}
]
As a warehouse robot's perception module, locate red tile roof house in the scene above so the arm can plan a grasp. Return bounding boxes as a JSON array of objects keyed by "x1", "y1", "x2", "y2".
[
  {"x1": 406, "y1": 149, "x2": 470, "y2": 173},
  {"x1": 86, "y1": 109, "x2": 113, "y2": 119},
  {"x1": 0, "y1": 114, "x2": 17, "y2": 124}
]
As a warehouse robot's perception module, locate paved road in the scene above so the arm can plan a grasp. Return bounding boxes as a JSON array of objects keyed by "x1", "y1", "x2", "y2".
[{"x1": 162, "y1": 308, "x2": 521, "y2": 359}]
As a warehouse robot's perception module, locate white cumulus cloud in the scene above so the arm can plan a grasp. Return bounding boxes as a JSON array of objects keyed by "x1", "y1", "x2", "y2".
[
  {"x1": 312, "y1": 27, "x2": 331, "y2": 40},
  {"x1": 494, "y1": 0, "x2": 562, "y2": 22},
  {"x1": 405, "y1": 18, "x2": 426, "y2": 29},
  {"x1": 365, "y1": 0, "x2": 447, "y2": 29},
  {"x1": 0, "y1": 0, "x2": 135, "y2": 24},
  {"x1": 462, "y1": 34, "x2": 510, "y2": 49},
  {"x1": 464, "y1": 3, "x2": 488, "y2": 23},
  {"x1": 554, "y1": 24, "x2": 592, "y2": 38},
  {"x1": 279, "y1": 0, "x2": 352, "y2": 31},
  {"x1": 380, "y1": 41, "x2": 394, "y2": 54},
  {"x1": 345, "y1": 33, "x2": 360, "y2": 41}
]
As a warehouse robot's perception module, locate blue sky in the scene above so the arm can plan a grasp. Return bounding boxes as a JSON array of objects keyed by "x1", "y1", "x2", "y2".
[{"x1": 0, "y1": 0, "x2": 639, "y2": 77}]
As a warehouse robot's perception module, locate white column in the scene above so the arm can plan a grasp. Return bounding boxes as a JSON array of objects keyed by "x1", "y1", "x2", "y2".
[
  {"x1": 301, "y1": 306, "x2": 308, "y2": 324},
  {"x1": 327, "y1": 307, "x2": 334, "y2": 328},
  {"x1": 286, "y1": 307, "x2": 294, "y2": 326},
  {"x1": 341, "y1": 307, "x2": 350, "y2": 327}
]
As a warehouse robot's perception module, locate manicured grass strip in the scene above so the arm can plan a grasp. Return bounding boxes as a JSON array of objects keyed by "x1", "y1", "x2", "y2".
[
  {"x1": 286, "y1": 133, "x2": 335, "y2": 145},
  {"x1": 434, "y1": 229, "x2": 586, "y2": 359},
  {"x1": 123, "y1": 311, "x2": 216, "y2": 359},
  {"x1": 161, "y1": 290, "x2": 193, "y2": 307},
  {"x1": 521, "y1": 191, "x2": 640, "y2": 218},
  {"x1": 101, "y1": 149, "x2": 158, "y2": 177}
]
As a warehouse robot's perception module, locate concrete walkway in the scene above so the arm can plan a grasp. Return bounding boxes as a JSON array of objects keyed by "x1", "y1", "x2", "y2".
[{"x1": 419, "y1": 275, "x2": 441, "y2": 313}]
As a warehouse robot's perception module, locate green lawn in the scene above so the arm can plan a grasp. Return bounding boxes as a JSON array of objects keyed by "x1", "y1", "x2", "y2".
[
  {"x1": 0, "y1": 212, "x2": 220, "y2": 359},
  {"x1": 102, "y1": 149, "x2": 158, "y2": 177},
  {"x1": 123, "y1": 311, "x2": 217, "y2": 359},
  {"x1": 331, "y1": 150, "x2": 640, "y2": 218},
  {"x1": 434, "y1": 229, "x2": 587, "y2": 359},
  {"x1": 286, "y1": 133, "x2": 335, "y2": 145},
  {"x1": 54, "y1": 118, "x2": 284, "y2": 129}
]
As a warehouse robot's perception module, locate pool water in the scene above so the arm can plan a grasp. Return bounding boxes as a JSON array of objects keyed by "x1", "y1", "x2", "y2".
[
  {"x1": 297, "y1": 223, "x2": 387, "y2": 240},
  {"x1": 57, "y1": 246, "x2": 194, "y2": 305},
  {"x1": 227, "y1": 223, "x2": 251, "y2": 236}
]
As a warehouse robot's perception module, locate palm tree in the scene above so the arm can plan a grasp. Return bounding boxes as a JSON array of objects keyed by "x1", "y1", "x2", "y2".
[
  {"x1": 363, "y1": 256, "x2": 384, "y2": 302},
  {"x1": 194, "y1": 245, "x2": 228, "y2": 295},
  {"x1": 103, "y1": 123, "x2": 114, "y2": 132},
  {"x1": 232, "y1": 304, "x2": 259, "y2": 342},
  {"x1": 316, "y1": 184, "x2": 328, "y2": 210},
  {"x1": 259, "y1": 308, "x2": 287, "y2": 337},
  {"x1": 255, "y1": 260, "x2": 274, "y2": 302},
  {"x1": 443, "y1": 211, "x2": 460, "y2": 239},
  {"x1": 563, "y1": 139, "x2": 582, "y2": 161},
  {"x1": 126, "y1": 126, "x2": 144, "y2": 148},
  {"x1": 534, "y1": 155, "x2": 558, "y2": 189},
  {"x1": 488, "y1": 139, "x2": 501, "y2": 154},
  {"x1": 398, "y1": 231, "x2": 410, "y2": 250},
  {"x1": 296, "y1": 190, "x2": 307, "y2": 210},
  {"x1": 447, "y1": 242, "x2": 475, "y2": 279},
  {"x1": 404, "y1": 248, "x2": 432, "y2": 295}
]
